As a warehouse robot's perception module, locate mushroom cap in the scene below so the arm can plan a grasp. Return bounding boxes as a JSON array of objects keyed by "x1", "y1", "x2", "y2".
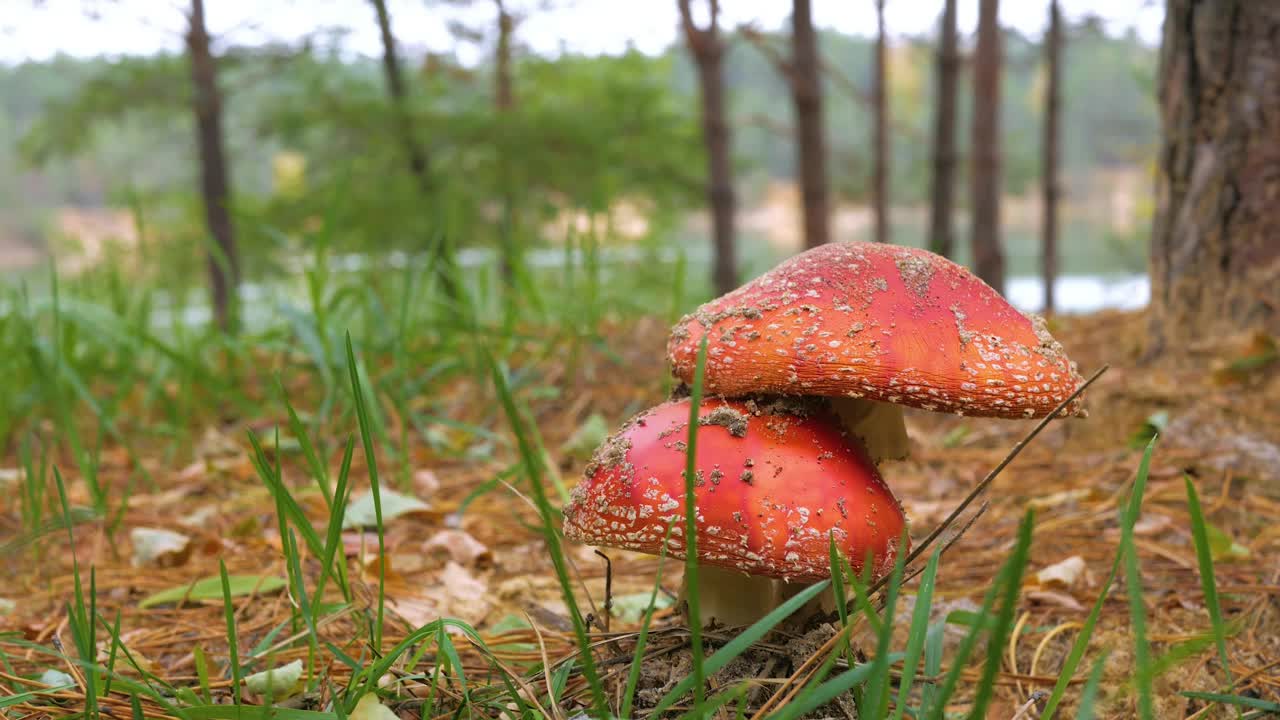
[
  {"x1": 667, "y1": 242, "x2": 1086, "y2": 419},
  {"x1": 561, "y1": 396, "x2": 908, "y2": 584}
]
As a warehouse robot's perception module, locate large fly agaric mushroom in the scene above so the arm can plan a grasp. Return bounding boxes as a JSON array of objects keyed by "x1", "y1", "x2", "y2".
[
  {"x1": 666, "y1": 242, "x2": 1086, "y2": 463},
  {"x1": 562, "y1": 396, "x2": 907, "y2": 627}
]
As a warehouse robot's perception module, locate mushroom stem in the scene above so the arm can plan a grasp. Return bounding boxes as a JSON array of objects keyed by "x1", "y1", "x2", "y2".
[
  {"x1": 680, "y1": 566, "x2": 786, "y2": 628},
  {"x1": 829, "y1": 398, "x2": 910, "y2": 464}
]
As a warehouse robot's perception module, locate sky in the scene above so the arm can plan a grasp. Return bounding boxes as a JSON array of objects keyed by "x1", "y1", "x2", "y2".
[{"x1": 2, "y1": 0, "x2": 1165, "y2": 65}]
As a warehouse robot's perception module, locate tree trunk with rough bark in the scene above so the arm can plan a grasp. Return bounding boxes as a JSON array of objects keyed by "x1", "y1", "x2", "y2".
[
  {"x1": 791, "y1": 0, "x2": 830, "y2": 249},
  {"x1": 679, "y1": 0, "x2": 738, "y2": 295},
  {"x1": 186, "y1": 0, "x2": 239, "y2": 332},
  {"x1": 872, "y1": 0, "x2": 889, "y2": 244},
  {"x1": 1148, "y1": 0, "x2": 1280, "y2": 351},
  {"x1": 928, "y1": 0, "x2": 959, "y2": 260},
  {"x1": 1041, "y1": 0, "x2": 1061, "y2": 314},
  {"x1": 969, "y1": 0, "x2": 1005, "y2": 294}
]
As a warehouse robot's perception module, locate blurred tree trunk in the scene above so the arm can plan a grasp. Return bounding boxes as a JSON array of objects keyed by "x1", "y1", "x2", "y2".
[
  {"x1": 969, "y1": 0, "x2": 1005, "y2": 294},
  {"x1": 679, "y1": 0, "x2": 738, "y2": 295},
  {"x1": 928, "y1": 0, "x2": 958, "y2": 259},
  {"x1": 791, "y1": 0, "x2": 830, "y2": 249},
  {"x1": 495, "y1": 0, "x2": 517, "y2": 293},
  {"x1": 369, "y1": 0, "x2": 459, "y2": 301},
  {"x1": 1148, "y1": 0, "x2": 1280, "y2": 352},
  {"x1": 1040, "y1": 0, "x2": 1061, "y2": 314},
  {"x1": 872, "y1": 0, "x2": 889, "y2": 244},
  {"x1": 186, "y1": 0, "x2": 239, "y2": 332}
]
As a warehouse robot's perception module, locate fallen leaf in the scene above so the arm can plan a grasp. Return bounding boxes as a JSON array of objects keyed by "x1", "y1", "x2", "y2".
[
  {"x1": 36, "y1": 669, "x2": 75, "y2": 689},
  {"x1": 1026, "y1": 590, "x2": 1086, "y2": 611},
  {"x1": 130, "y1": 527, "x2": 192, "y2": 568},
  {"x1": 561, "y1": 412, "x2": 609, "y2": 460},
  {"x1": 139, "y1": 575, "x2": 287, "y2": 609},
  {"x1": 1027, "y1": 487, "x2": 1094, "y2": 511},
  {"x1": 1134, "y1": 513, "x2": 1173, "y2": 536},
  {"x1": 423, "y1": 529, "x2": 491, "y2": 567},
  {"x1": 1129, "y1": 410, "x2": 1169, "y2": 449},
  {"x1": 610, "y1": 591, "x2": 674, "y2": 624},
  {"x1": 1036, "y1": 556, "x2": 1086, "y2": 589},
  {"x1": 350, "y1": 692, "x2": 400, "y2": 720},
  {"x1": 244, "y1": 659, "x2": 303, "y2": 700},
  {"x1": 414, "y1": 469, "x2": 441, "y2": 496},
  {"x1": 343, "y1": 488, "x2": 431, "y2": 530},
  {"x1": 440, "y1": 561, "x2": 486, "y2": 602},
  {"x1": 1205, "y1": 522, "x2": 1250, "y2": 561}
]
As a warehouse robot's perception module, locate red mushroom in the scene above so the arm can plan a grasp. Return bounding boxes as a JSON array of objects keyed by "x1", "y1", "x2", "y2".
[
  {"x1": 666, "y1": 241, "x2": 1086, "y2": 462},
  {"x1": 562, "y1": 396, "x2": 907, "y2": 627}
]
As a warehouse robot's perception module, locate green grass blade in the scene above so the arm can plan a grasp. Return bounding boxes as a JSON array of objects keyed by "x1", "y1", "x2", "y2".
[
  {"x1": 344, "y1": 332, "x2": 387, "y2": 653},
  {"x1": 969, "y1": 509, "x2": 1036, "y2": 718},
  {"x1": 620, "y1": 521, "x2": 677, "y2": 720},
  {"x1": 1073, "y1": 651, "x2": 1111, "y2": 720},
  {"x1": 682, "y1": 334, "x2": 710, "y2": 707},
  {"x1": 646, "y1": 579, "x2": 831, "y2": 718},
  {"x1": 1184, "y1": 476, "x2": 1235, "y2": 689},
  {"x1": 765, "y1": 662, "x2": 877, "y2": 720},
  {"x1": 1042, "y1": 435, "x2": 1158, "y2": 718},
  {"x1": 892, "y1": 546, "x2": 942, "y2": 720},
  {"x1": 218, "y1": 559, "x2": 243, "y2": 705},
  {"x1": 1121, "y1": 443, "x2": 1157, "y2": 720},
  {"x1": 1180, "y1": 691, "x2": 1280, "y2": 714},
  {"x1": 485, "y1": 349, "x2": 608, "y2": 716}
]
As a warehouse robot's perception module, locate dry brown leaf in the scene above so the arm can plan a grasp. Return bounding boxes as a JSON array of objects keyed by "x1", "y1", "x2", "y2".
[
  {"x1": 423, "y1": 529, "x2": 491, "y2": 567},
  {"x1": 1036, "y1": 555, "x2": 1086, "y2": 589}
]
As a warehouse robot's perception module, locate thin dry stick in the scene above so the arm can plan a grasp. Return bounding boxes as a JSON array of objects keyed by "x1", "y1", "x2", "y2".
[
  {"x1": 523, "y1": 611, "x2": 567, "y2": 720},
  {"x1": 874, "y1": 364, "x2": 1108, "y2": 595}
]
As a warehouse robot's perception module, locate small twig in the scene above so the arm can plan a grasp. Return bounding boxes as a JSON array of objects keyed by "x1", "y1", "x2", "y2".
[
  {"x1": 594, "y1": 549, "x2": 613, "y2": 633},
  {"x1": 877, "y1": 364, "x2": 1109, "y2": 594},
  {"x1": 524, "y1": 611, "x2": 567, "y2": 720},
  {"x1": 1010, "y1": 689, "x2": 1048, "y2": 719}
]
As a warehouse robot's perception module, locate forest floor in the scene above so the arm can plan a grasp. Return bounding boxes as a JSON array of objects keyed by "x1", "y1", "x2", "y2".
[{"x1": 1, "y1": 308, "x2": 1278, "y2": 719}]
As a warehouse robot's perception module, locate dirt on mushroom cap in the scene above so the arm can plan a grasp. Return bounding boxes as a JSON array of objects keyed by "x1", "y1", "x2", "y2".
[
  {"x1": 666, "y1": 241, "x2": 1088, "y2": 420},
  {"x1": 561, "y1": 397, "x2": 908, "y2": 584}
]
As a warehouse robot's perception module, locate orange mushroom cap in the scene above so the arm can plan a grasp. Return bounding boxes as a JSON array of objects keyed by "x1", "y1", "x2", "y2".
[
  {"x1": 562, "y1": 397, "x2": 908, "y2": 584},
  {"x1": 667, "y1": 242, "x2": 1085, "y2": 419}
]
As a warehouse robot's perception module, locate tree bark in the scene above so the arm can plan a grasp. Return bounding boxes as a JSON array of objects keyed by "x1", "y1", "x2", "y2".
[
  {"x1": 1040, "y1": 0, "x2": 1062, "y2": 314},
  {"x1": 185, "y1": 0, "x2": 239, "y2": 332},
  {"x1": 928, "y1": 0, "x2": 959, "y2": 259},
  {"x1": 371, "y1": 0, "x2": 430, "y2": 188},
  {"x1": 495, "y1": 0, "x2": 517, "y2": 292},
  {"x1": 679, "y1": 0, "x2": 738, "y2": 295},
  {"x1": 1148, "y1": 0, "x2": 1280, "y2": 351},
  {"x1": 369, "y1": 0, "x2": 459, "y2": 301},
  {"x1": 791, "y1": 0, "x2": 830, "y2": 249},
  {"x1": 872, "y1": 0, "x2": 889, "y2": 244},
  {"x1": 969, "y1": 0, "x2": 1005, "y2": 294}
]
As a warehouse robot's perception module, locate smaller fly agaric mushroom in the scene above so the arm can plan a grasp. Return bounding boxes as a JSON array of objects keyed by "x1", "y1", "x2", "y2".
[
  {"x1": 666, "y1": 242, "x2": 1086, "y2": 463},
  {"x1": 562, "y1": 396, "x2": 908, "y2": 627}
]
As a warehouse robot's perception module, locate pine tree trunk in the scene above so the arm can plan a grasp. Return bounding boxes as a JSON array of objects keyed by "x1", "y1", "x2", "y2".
[
  {"x1": 369, "y1": 0, "x2": 459, "y2": 301},
  {"x1": 872, "y1": 0, "x2": 890, "y2": 244},
  {"x1": 679, "y1": 0, "x2": 738, "y2": 296},
  {"x1": 791, "y1": 0, "x2": 830, "y2": 249},
  {"x1": 186, "y1": 0, "x2": 239, "y2": 332},
  {"x1": 1041, "y1": 0, "x2": 1061, "y2": 314},
  {"x1": 1149, "y1": 0, "x2": 1280, "y2": 351},
  {"x1": 969, "y1": 0, "x2": 1005, "y2": 294},
  {"x1": 928, "y1": 0, "x2": 959, "y2": 259},
  {"x1": 495, "y1": 1, "x2": 517, "y2": 293}
]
